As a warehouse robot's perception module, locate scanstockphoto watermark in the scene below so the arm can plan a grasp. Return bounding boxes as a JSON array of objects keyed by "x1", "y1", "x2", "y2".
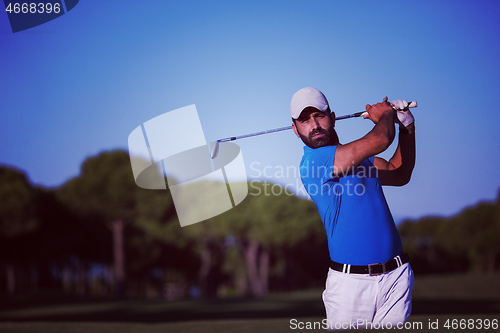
[
  {"x1": 249, "y1": 178, "x2": 368, "y2": 198},
  {"x1": 128, "y1": 105, "x2": 248, "y2": 227},
  {"x1": 250, "y1": 161, "x2": 379, "y2": 180},
  {"x1": 249, "y1": 161, "x2": 379, "y2": 197},
  {"x1": 289, "y1": 318, "x2": 423, "y2": 330}
]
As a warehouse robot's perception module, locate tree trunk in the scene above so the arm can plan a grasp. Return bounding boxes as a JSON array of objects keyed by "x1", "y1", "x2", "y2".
[
  {"x1": 198, "y1": 237, "x2": 211, "y2": 297},
  {"x1": 62, "y1": 264, "x2": 72, "y2": 293},
  {"x1": 29, "y1": 263, "x2": 37, "y2": 290},
  {"x1": 6, "y1": 262, "x2": 15, "y2": 295},
  {"x1": 111, "y1": 219, "x2": 125, "y2": 295},
  {"x1": 38, "y1": 259, "x2": 55, "y2": 289},
  {"x1": 245, "y1": 239, "x2": 269, "y2": 296},
  {"x1": 76, "y1": 260, "x2": 86, "y2": 296},
  {"x1": 486, "y1": 252, "x2": 496, "y2": 274},
  {"x1": 259, "y1": 247, "x2": 269, "y2": 295},
  {"x1": 235, "y1": 275, "x2": 247, "y2": 295},
  {"x1": 106, "y1": 264, "x2": 114, "y2": 295}
]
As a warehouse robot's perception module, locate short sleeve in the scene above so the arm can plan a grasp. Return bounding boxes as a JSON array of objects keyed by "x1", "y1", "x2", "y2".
[{"x1": 300, "y1": 145, "x2": 337, "y2": 187}]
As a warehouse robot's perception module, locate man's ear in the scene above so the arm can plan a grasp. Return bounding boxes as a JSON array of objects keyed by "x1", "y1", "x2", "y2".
[
  {"x1": 292, "y1": 122, "x2": 301, "y2": 138},
  {"x1": 329, "y1": 112, "x2": 336, "y2": 128}
]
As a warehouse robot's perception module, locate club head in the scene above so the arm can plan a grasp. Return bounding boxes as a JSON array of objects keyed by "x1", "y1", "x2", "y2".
[{"x1": 210, "y1": 141, "x2": 220, "y2": 159}]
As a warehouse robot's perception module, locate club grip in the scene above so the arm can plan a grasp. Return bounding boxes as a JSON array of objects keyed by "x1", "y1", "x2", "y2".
[{"x1": 361, "y1": 100, "x2": 418, "y2": 118}]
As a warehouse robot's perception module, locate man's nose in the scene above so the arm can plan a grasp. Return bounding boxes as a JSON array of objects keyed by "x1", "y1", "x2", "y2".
[{"x1": 310, "y1": 117, "x2": 320, "y2": 129}]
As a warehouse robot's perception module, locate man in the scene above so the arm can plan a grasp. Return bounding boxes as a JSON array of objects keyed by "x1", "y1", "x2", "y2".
[{"x1": 290, "y1": 87, "x2": 415, "y2": 329}]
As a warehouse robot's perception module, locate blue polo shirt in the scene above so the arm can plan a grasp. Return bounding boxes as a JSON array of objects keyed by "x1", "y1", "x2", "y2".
[{"x1": 300, "y1": 145, "x2": 402, "y2": 265}]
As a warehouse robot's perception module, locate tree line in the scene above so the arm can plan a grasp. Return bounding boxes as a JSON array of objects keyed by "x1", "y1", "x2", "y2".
[
  {"x1": 1, "y1": 149, "x2": 499, "y2": 299},
  {"x1": 0, "y1": 150, "x2": 329, "y2": 298},
  {"x1": 399, "y1": 194, "x2": 500, "y2": 275}
]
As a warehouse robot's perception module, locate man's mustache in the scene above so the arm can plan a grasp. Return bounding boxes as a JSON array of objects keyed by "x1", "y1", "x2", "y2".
[{"x1": 309, "y1": 128, "x2": 329, "y2": 139}]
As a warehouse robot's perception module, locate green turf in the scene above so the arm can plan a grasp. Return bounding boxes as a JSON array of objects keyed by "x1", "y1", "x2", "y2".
[
  {"x1": 1, "y1": 316, "x2": 500, "y2": 333},
  {"x1": 0, "y1": 273, "x2": 499, "y2": 332},
  {"x1": 412, "y1": 273, "x2": 500, "y2": 299}
]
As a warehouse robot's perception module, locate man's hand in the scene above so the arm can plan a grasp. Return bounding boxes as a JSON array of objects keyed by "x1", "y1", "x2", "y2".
[
  {"x1": 363, "y1": 97, "x2": 395, "y2": 124},
  {"x1": 390, "y1": 99, "x2": 408, "y2": 111},
  {"x1": 391, "y1": 99, "x2": 415, "y2": 128},
  {"x1": 396, "y1": 110, "x2": 414, "y2": 128}
]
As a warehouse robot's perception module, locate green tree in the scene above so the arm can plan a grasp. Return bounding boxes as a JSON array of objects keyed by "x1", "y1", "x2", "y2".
[
  {"x1": 132, "y1": 179, "x2": 329, "y2": 297},
  {"x1": 30, "y1": 186, "x2": 110, "y2": 293},
  {"x1": 449, "y1": 202, "x2": 500, "y2": 273},
  {"x1": 131, "y1": 182, "x2": 198, "y2": 297},
  {"x1": 399, "y1": 216, "x2": 453, "y2": 274},
  {"x1": 0, "y1": 165, "x2": 37, "y2": 294},
  {"x1": 57, "y1": 150, "x2": 138, "y2": 294},
  {"x1": 198, "y1": 181, "x2": 323, "y2": 297},
  {"x1": 399, "y1": 188, "x2": 500, "y2": 275}
]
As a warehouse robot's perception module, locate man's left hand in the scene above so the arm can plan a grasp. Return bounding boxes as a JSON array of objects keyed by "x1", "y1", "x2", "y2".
[
  {"x1": 391, "y1": 100, "x2": 414, "y2": 128},
  {"x1": 390, "y1": 99, "x2": 409, "y2": 111},
  {"x1": 396, "y1": 110, "x2": 414, "y2": 128}
]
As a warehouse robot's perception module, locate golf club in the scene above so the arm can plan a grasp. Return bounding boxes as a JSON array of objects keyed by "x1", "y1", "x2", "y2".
[{"x1": 210, "y1": 101, "x2": 417, "y2": 159}]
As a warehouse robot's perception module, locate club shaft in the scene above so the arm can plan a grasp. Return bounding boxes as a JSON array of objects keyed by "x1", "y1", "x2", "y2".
[
  {"x1": 211, "y1": 101, "x2": 417, "y2": 159},
  {"x1": 217, "y1": 111, "x2": 366, "y2": 143},
  {"x1": 335, "y1": 111, "x2": 366, "y2": 120},
  {"x1": 218, "y1": 126, "x2": 292, "y2": 142}
]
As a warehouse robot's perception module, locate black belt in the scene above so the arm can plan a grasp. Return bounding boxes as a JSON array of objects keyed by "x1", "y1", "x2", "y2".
[{"x1": 330, "y1": 253, "x2": 409, "y2": 276}]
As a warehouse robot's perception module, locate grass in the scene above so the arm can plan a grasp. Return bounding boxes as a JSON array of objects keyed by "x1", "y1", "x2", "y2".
[
  {"x1": 1, "y1": 316, "x2": 499, "y2": 333},
  {"x1": 412, "y1": 272, "x2": 500, "y2": 299},
  {"x1": 0, "y1": 273, "x2": 499, "y2": 332}
]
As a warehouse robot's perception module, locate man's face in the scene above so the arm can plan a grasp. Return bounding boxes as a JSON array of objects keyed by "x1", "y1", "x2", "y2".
[{"x1": 292, "y1": 107, "x2": 337, "y2": 148}]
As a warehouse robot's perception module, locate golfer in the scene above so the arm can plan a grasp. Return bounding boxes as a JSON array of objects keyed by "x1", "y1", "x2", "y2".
[{"x1": 290, "y1": 87, "x2": 415, "y2": 328}]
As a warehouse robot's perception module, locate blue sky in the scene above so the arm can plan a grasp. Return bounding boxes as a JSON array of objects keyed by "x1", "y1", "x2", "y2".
[{"x1": 1, "y1": 0, "x2": 499, "y2": 222}]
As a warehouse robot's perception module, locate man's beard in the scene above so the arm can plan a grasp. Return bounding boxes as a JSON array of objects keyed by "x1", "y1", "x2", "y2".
[{"x1": 299, "y1": 126, "x2": 338, "y2": 148}]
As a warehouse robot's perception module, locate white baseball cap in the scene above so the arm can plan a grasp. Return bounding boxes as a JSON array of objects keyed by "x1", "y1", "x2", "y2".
[{"x1": 290, "y1": 87, "x2": 330, "y2": 119}]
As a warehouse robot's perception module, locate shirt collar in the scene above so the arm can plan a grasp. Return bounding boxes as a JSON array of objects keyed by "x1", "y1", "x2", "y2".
[{"x1": 303, "y1": 144, "x2": 337, "y2": 154}]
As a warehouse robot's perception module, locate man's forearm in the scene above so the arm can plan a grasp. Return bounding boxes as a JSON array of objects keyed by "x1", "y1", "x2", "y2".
[
  {"x1": 389, "y1": 124, "x2": 415, "y2": 178},
  {"x1": 368, "y1": 111, "x2": 396, "y2": 154},
  {"x1": 334, "y1": 111, "x2": 396, "y2": 174}
]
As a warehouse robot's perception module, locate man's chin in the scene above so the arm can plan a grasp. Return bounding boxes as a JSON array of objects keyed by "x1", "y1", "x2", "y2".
[
  {"x1": 299, "y1": 130, "x2": 336, "y2": 148},
  {"x1": 311, "y1": 141, "x2": 330, "y2": 148},
  {"x1": 304, "y1": 138, "x2": 330, "y2": 149}
]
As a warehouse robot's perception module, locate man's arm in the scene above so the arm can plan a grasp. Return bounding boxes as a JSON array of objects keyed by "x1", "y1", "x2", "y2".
[
  {"x1": 374, "y1": 122, "x2": 416, "y2": 186},
  {"x1": 333, "y1": 98, "x2": 396, "y2": 177}
]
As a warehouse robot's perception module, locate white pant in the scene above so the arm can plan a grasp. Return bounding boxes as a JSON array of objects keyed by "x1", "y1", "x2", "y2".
[{"x1": 323, "y1": 263, "x2": 414, "y2": 330}]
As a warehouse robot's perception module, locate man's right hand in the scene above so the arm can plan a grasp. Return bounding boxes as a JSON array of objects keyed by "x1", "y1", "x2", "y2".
[{"x1": 363, "y1": 97, "x2": 395, "y2": 124}]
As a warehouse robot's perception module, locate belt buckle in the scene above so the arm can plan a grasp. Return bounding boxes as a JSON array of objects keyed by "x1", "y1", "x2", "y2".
[{"x1": 368, "y1": 262, "x2": 386, "y2": 276}]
